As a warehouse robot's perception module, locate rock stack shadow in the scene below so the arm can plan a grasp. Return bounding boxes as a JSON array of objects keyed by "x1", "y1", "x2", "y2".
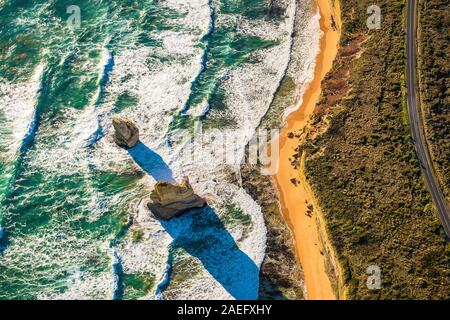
[
  {"x1": 128, "y1": 140, "x2": 259, "y2": 299},
  {"x1": 159, "y1": 206, "x2": 260, "y2": 300},
  {"x1": 128, "y1": 141, "x2": 176, "y2": 183}
]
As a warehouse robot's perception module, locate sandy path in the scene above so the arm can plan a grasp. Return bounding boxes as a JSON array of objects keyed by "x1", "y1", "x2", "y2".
[{"x1": 273, "y1": 0, "x2": 341, "y2": 300}]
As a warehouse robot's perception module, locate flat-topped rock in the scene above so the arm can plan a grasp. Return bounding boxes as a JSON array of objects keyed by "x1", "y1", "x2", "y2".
[
  {"x1": 147, "y1": 177, "x2": 206, "y2": 219},
  {"x1": 112, "y1": 117, "x2": 139, "y2": 148}
]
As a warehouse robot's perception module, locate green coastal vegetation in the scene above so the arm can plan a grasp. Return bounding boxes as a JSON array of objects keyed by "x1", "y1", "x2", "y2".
[
  {"x1": 417, "y1": 0, "x2": 450, "y2": 200},
  {"x1": 300, "y1": 0, "x2": 450, "y2": 299}
]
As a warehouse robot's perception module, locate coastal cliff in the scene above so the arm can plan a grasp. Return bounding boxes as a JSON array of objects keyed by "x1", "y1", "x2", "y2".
[
  {"x1": 298, "y1": 0, "x2": 450, "y2": 299},
  {"x1": 241, "y1": 163, "x2": 304, "y2": 299},
  {"x1": 239, "y1": 0, "x2": 324, "y2": 300},
  {"x1": 256, "y1": 0, "x2": 342, "y2": 300}
]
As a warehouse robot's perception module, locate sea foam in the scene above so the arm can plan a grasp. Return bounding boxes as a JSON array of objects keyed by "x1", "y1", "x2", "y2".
[{"x1": 86, "y1": 0, "x2": 321, "y2": 300}]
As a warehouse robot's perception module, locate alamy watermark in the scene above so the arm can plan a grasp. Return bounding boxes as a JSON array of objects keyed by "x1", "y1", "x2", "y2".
[
  {"x1": 67, "y1": 5, "x2": 81, "y2": 30},
  {"x1": 367, "y1": 5, "x2": 382, "y2": 30},
  {"x1": 366, "y1": 265, "x2": 382, "y2": 290}
]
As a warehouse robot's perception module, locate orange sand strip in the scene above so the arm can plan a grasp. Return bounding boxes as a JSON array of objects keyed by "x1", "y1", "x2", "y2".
[{"x1": 273, "y1": 0, "x2": 341, "y2": 300}]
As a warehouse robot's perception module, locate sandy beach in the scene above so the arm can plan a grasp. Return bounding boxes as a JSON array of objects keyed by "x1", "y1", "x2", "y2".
[{"x1": 273, "y1": 0, "x2": 341, "y2": 300}]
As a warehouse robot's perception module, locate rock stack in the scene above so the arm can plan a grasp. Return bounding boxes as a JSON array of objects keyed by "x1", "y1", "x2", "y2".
[
  {"x1": 112, "y1": 118, "x2": 139, "y2": 148},
  {"x1": 147, "y1": 177, "x2": 206, "y2": 219}
]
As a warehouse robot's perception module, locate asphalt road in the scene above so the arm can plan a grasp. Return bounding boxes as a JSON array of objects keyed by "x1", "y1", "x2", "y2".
[{"x1": 406, "y1": 0, "x2": 450, "y2": 237}]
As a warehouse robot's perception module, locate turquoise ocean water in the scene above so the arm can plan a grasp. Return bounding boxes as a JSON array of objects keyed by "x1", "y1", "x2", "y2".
[{"x1": 0, "y1": 0, "x2": 318, "y2": 299}]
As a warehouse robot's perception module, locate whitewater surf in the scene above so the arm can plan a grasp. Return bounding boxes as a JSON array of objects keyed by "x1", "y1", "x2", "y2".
[{"x1": 0, "y1": 0, "x2": 320, "y2": 300}]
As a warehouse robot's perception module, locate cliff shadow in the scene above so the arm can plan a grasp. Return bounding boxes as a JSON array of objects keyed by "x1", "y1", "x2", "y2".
[
  {"x1": 128, "y1": 141, "x2": 176, "y2": 183},
  {"x1": 159, "y1": 206, "x2": 260, "y2": 300},
  {"x1": 128, "y1": 141, "x2": 260, "y2": 299}
]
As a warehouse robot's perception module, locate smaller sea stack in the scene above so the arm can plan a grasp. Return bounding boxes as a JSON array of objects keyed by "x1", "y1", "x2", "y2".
[
  {"x1": 112, "y1": 117, "x2": 139, "y2": 148},
  {"x1": 148, "y1": 177, "x2": 206, "y2": 220}
]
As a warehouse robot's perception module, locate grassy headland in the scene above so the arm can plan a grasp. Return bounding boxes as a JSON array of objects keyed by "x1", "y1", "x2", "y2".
[
  {"x1": 417, "y1": 0, "x2": 450, "y2": 201},
  {"x1": 294, "y1": 0, "x2": 450, "y2": 299}
]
